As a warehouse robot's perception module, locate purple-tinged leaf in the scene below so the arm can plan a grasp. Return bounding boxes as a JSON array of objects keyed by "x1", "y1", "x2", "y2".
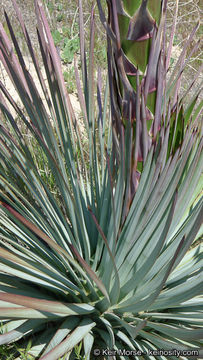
[
  {"x1": 88, "y1": 205, "x2": 120, "y2": 304},
  {"x1": 69, "y1": 244, "x2": 110, "y2": 302},
  {"x1": 111, "y1": 0, "x2": 122, "y2": 49},
  {"x1": 0, "y1": 308, "x2": 62, "y2": 319},
  {"x1": 11, "y1": 0, "x2": 53, "y2": 115},
  {"x1": 78, "y1": 0, "x2": 88, "y2": 93},
  {"x1": 121, "y1": 104, "x2": 133, "y2": 219},
  {"x1": 143, "y1": 27, "x2": 157, "y2": 99},
  {"x1": 88, "y1": 4, "x2": 96, "y2": 125},
  {"x1": 0, "y1": 202, "x2": 72, "y2": 259},
  {"x1": 97, "y1": 67, "x2": 103, "y2": 127},
  {"x1": 141, "y1": 93, "x2": 149, "y2": 163},
  {"x1": 143, "y1": 8, "x2": 165, "y2": 111},
  {"x1": 0, "y1": 22, "x2": 31, "y2": 99},
  {"x1": 0, "y1": 246, "x2": 39, "y2": 271},
  {"x1": 127, "y1": 0, "x2": 155, "y2": 41},
  {"x1": 153, "y1": 54, "x2": 164, "y2": 139},
  {"x1": 122, "y1": 51, "x2": 137, "y2": 76},
  {"x1": 166, "y1": 0, "x2": 179, "y2": 71},
  {"x1": 74, "y1": 56, "x2": 88, "y2": 129},
  {"x1": 133, "y1": 70, "x2": 141, "y2": 165},
  {"x1": 0, "y1": 80, "x2": 29, "y2": 123},
  {"x1": 34, "y1": 0, "x2": 74, "y2": 124},
  {"x1": 96, "y1": 0, "x2": 117, "y2": 44},
  {"x1": 3, "y1": 11, "x2": 53, "y2": 135},
  {"x1": 0, "y1": 293, "x2": 95, "y2": 315},
  {"x1": 115, "y1": 0, "x2": 127, "y2": 15},
  {"x1": 105, "y1": 149, "x2": 117, "y2": 244},
  {"x1": 0, "y1": 22, "x2": 53, "y2": 139}
]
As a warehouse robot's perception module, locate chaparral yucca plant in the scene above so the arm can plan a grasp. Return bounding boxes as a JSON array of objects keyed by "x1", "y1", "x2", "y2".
[{"x1": 0, "y1": 0, "x2": 202, "y2": 359}]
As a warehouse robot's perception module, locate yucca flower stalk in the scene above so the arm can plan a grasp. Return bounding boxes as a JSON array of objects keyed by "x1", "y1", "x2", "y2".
[
  {"x1": 0, "y1": 0, "x2": 202, "y2": 359},
  {"x1": 98, "y1": 0, "x2": 203, "y2": 212}
]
